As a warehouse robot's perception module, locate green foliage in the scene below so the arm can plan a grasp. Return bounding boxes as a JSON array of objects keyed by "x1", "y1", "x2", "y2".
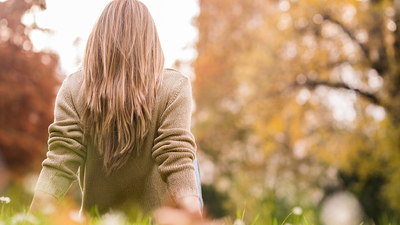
[
  {"x1": 202, "y1": 184, "x2": 231, "y2": 218},
  {"x1": 379, "y1": 214, "x2": 400, "y2": 225}
]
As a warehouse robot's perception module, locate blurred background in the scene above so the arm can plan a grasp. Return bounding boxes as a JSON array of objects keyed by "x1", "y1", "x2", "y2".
[{"x1": 1, "y1": 0, "x2": 400, "y2": 224}]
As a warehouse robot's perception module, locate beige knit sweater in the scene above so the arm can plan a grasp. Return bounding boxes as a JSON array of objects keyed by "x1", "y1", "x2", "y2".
[{"x1": 35, "y1": 68, "x2": 198, "y2": 214}]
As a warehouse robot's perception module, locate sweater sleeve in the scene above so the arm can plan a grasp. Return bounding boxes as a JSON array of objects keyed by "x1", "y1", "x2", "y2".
[
  {"x1": 34, "y1": 77, "x2": 86, "y2": 201},
  {"x1": 151, "y1": 76, "x2": 198, "y2": 200}
]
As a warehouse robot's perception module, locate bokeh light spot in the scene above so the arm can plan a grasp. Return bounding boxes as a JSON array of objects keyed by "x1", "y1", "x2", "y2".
[
  {"x1": 278, "y1": 0, "x2": 290, "y2": 12},
  {"x1": 313, "y1": 14, "x2": 323, "y2": 24}
]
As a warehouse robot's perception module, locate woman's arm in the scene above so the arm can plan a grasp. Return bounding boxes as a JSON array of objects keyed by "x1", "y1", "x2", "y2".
[
  {"x1": 151, "y1": 74, "x2": 201, "y2": 215},
  {"x1": 31, "y1": 74, "x2": 86, "y2": 210}
]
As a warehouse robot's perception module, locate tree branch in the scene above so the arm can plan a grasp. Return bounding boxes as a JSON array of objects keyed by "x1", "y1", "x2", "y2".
[
  {"x1": 324, "y1": 15, "x2": 370, "y2": 59},
  {"x1": 324, "y1": 14, "x2": 390, "y2": 76},
  {"x1": 304, "y1": 80, "x2": 381, "y2": 105}
]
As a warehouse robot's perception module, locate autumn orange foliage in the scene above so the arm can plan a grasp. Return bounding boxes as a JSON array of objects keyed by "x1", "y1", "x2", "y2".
[{"x1": 0, "y1": 0, "x2": 60, "y2": 178}]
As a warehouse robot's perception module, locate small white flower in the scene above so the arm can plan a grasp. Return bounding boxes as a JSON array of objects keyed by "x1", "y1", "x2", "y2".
[
  {"x1": 0, "y1": 196, "x2": 10, "y2": 204},
  {"x1": 234, "y1": 218, "x2": 245, "y2": 225},
  {"x1": 292, "y1": 206, "x2": 303, "y2": 215}
]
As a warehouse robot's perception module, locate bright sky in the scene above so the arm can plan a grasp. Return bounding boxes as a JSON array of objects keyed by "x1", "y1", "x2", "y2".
[{"x1": 23, "y1": 0, "x2": 199, "y2": 76}]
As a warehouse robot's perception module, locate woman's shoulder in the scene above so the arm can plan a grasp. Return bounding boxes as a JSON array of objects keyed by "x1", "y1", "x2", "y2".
[
  {"x1": 56, "y1": 70, "x2": 85, "y2": 114},
  {"x1": 157, "y1": 68, "x2": 192, "y2": 106},
  {"x1": 63, "y1": 68, "x2": 187, "y2": 87},
  {"x1": 163, "y1": 68, "x2": 189, "y2": 82},
  {"x1": 64, "y1": 68, "x2": 187, "y2": 86},
  {"x1": 161, "y1": 68, "x2": 191, "y2": 91},
  {"x1": 63, "y1": 69, "x2": 84, "y2": 87},
  {"x1": 61, "y1": 68, "x2": 191, "y2": 100}
]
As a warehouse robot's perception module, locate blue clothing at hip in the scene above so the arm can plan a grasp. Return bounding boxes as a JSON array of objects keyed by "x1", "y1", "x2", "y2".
[{"x1": 193, "y1": 157, "x2": 203, "y2": 212}]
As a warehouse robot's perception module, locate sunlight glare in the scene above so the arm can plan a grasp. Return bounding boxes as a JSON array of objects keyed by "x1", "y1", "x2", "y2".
[{"x1": 29, "y1": 29, "x2": 47, "y2": 52}]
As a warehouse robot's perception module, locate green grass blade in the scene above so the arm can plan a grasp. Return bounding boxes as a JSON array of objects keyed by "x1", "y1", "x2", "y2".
[
  {"x1": 303, "y1": 216, "x2": 309, "y2": 225},
  {"x1": 241, "y1": 201, "x2": 246, "y2": 220},
  {"x1": 280, "y1": 212, "x2": 293, "y2": 225},
  {"x1": 250, "y1": 213, "x2": 260, "y2": 225}
]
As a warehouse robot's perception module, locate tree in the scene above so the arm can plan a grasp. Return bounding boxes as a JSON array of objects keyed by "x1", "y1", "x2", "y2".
[
  {"x1": 0, "y1": 0, "x2": 60, "y2": 178},
  {"x1": 192, "y1": 0, "x2": 400, "y2": 222}
]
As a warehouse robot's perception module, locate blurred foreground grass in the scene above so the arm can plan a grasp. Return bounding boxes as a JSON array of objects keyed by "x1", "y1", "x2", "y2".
[
  {"x1": 0, "y1": 202, "x2": 305, "y2": 225},
  {"x1": 1, "y1": 199, "x2": 400, "y2": 225},
  {"x1": 1, "y1": 183, "x2": 400, "y2": 225}
]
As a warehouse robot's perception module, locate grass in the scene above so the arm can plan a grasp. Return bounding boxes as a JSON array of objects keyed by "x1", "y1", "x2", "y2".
[
  {"x1": 1, "y1": 194, "x2": 400, "y2": 225},
  {"x1": 1, "y1": 205, "x2": 399, "y2": 225},
  {"x1": 0, "y1": 201, "x2": 153, "y2": 225}
]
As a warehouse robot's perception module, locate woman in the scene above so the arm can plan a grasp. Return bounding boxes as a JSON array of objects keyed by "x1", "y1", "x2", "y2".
[{"x1": 30, "y1": 0, "x2": 202, "y2": 217}]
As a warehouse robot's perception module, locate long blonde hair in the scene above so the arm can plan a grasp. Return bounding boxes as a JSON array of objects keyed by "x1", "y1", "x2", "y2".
[{"x1": 81, "y1": 0, "x2": 164, "y2": 174}]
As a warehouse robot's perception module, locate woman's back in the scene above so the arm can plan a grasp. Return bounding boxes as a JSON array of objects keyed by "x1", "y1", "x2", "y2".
[{"x1": 34, "y1": 68, "x2": 198, "y2": 214}]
